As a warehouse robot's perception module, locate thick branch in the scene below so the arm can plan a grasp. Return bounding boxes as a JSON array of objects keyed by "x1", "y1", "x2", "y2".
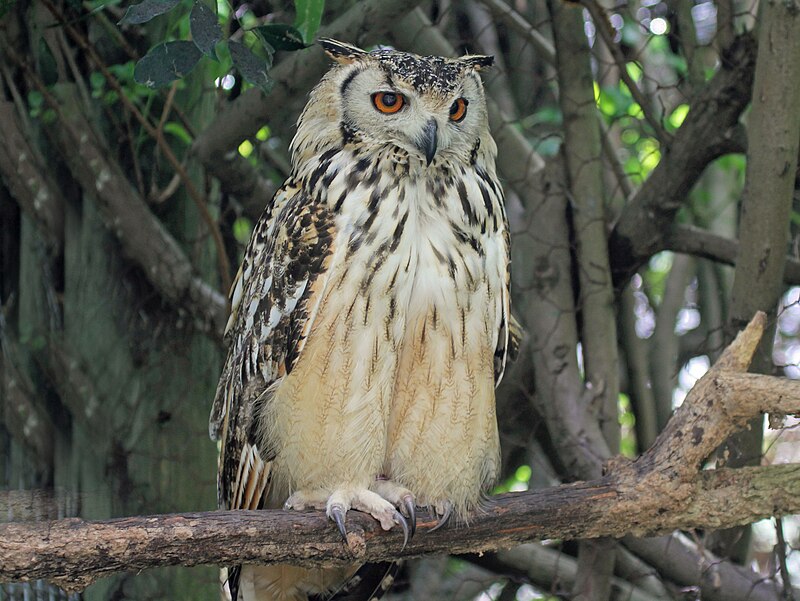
[
  {"x1": 608, "y1": 33, "x2": 756, "y2": 288},
  {"x1": 1, "y1": 464, "x2": 797, "y2": 592},
  {"x1": 2, "y1": 313, "x2": 798, "y2": 593},
  {"x1": 0, "y1": 102, "x2": 64, "y2": 251}
]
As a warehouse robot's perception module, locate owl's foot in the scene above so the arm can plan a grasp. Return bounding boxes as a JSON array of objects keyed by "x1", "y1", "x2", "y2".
[
  {"x1": 371, "y1": 479, "x2": 417, "y2": 538},
  {"x1": 284, "y1": 488, "x2": 410, "y2": 547}
]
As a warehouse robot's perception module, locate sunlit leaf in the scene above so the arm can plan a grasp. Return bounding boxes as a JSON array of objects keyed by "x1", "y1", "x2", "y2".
[
  {"x1": 293, "y1": 0, "x2": 324, "y2": 44},
  {"x1": 228, "y1": 40, "x2": 273, "y2": 92},
  {"x1": 119, "y1": 0, "x2": 180, "y2": 25},
  {"x1": 514, "y1": 465, "x2": 531, "y2": 483},
  {"x1": 668, "y1": 104, "x2": 690, "y2": 129},
  {"x1": 190, "y1": 1, "x2": 221, "y2": 59},
  {"x1": 89, "y1": 71, "x2": 105, "y2": 90},
  {"x1": 233, "y1": 217, "x2": 253, "y2": 244},
  {"x1": 238, "y1": 139, "x2": 254, "y2": 158},
  {"x1": 27, "y1": 90, "x2": 43, "y2": 110},
  {"x1": 255, "y1": 126, "x2": 270, "y2": 141},
  {"x1": 256, "y1": 23, "x2": 308, "y2": 51},
  {"x1": 134, "y1": 41, "x2": 203, "y2": 88}
]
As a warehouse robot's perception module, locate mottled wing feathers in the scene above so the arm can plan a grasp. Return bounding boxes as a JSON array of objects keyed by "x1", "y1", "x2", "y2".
[
  {"x1": 209, "y1": 181, "x2": 298, "y2": 443},
  {"x1": 211, "y1": 179, "x2": 337, "y2": 511},
  {"x1": 492, "y1": 210, "x2": 513, "y2": 387}
]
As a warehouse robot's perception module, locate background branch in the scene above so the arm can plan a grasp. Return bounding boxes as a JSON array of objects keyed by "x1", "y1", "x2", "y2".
[{"x1": 608, "y1": 33, "x2": 756, "y2": 289}]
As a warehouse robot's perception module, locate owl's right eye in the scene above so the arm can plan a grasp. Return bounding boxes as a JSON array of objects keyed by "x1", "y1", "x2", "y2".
[{"x1": 372, "y1": 92, "x2": 405, "y2": 114}]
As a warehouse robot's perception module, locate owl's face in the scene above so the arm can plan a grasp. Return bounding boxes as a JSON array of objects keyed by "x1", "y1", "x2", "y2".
[{"x1": 297, "y1": 40, "x2": 494, "y2": 169}]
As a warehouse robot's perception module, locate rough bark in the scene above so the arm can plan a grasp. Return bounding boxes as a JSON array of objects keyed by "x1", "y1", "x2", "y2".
[
  {"x1": 550, "y1": 2, "x2": 621, "y2": 595},
  {"x1": 2, "y1": 314, "x2": 798, "y2": 594},
  {"x1": 716, "y1": 0, "x2": 800, "y2": 564}
]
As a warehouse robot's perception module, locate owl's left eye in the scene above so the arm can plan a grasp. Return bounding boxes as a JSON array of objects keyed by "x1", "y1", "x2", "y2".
[
  {"x1": 372, "y1": 92, "x2": 405, "y2": 114},
  {"x1": 449, "y1": 98, "x2": 468, "y2": 122}
]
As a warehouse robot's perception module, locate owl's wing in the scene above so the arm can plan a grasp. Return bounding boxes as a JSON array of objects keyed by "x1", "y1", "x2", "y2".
[
  {"x1": 210, "y1": 178, "x2": 337, "y2": 513},
  {"x1": 492, "y1": 219, "x2": 515, "y2": 386}
]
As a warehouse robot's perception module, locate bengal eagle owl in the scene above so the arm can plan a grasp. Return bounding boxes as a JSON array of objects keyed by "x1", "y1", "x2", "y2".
[{"x1": 210, "y1": 38, "x2": 512, "y2": 601}]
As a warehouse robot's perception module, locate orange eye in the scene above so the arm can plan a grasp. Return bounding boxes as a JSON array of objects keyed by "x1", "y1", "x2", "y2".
[
  {"x1": 449, "y1": 98, "x2": 468, "y2": 122},
  {"x1": 372, "y1": 92, "x2": 405, "y2": 114}
]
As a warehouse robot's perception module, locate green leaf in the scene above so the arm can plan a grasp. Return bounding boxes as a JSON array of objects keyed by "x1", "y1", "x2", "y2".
[
  {"x1": 293, "y1": 0, "x2": 324, "y2": 44},
  {"x1": 119, "y1": 0, "x2": 180, "y2": 25},
  {"x1": 228, "y1": 40, "x2": 273, "y2": 92},
  {"x1": 163, "y1": 121, "x2": 192, "y2": 145},
  {"x1": 232, "y1": 217, "x2": 253, "y2": 244},
  {"x1": 190, "y1": 1, "x2": 221, "y2": 59},
  {"x1": 134, "y1": 41, "x2": 203, "y2": 88},
  {"x1": 256, "y1": 23, "x2": 308, "y2": 51}
]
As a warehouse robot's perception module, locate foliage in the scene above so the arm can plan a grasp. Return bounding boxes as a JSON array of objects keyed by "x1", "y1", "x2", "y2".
[{"x1": 125, "y1": 0, "x2": 320, "y2": 91}]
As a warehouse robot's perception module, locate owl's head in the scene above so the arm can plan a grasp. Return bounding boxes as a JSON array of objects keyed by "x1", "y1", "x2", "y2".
[{"x1": 293, "y1": 39, "x2": 494, "y2": 170}]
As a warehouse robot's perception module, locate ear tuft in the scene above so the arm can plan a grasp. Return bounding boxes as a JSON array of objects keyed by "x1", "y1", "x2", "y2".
[
  {"x1": 462, "y1": 54, "x2": 494, "y2": 71},
  {"x1": 319, "y1": 38, "x2": 368, "y2": 64}
]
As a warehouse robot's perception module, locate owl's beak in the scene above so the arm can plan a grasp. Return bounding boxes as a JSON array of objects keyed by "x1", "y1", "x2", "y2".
[{"x1": 417, "y1": 118, "x2": 438, "y2": 166}]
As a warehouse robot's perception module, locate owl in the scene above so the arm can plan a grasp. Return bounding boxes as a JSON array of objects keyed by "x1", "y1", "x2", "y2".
[{"x1": 209, "y1": 38, "x2": 512, "y2": 601}]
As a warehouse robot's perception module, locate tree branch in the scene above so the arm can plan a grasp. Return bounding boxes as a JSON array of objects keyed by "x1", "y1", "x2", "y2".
[
  {"x1": 1, "y1": 462, "x2": 797, "y2": 593},
  {"x1": 623, "y1": 533, "x2": 796, "y2": 601},
  {"x1": 664, "y1": 225, "x2": 800, "y2": 285},
  {"x1": 2, "y1": 313, "x2": 799, "y2": 594},
  {"x1": 579, "y1": 0, "x2": 670, "y2": 143},
  {"x1": 608, "y1": 33, "x2": 756, "y2": 289},
  {"x1": 45, "y1": 83, "x2": 227, "y2": 338},
  {"x1": 0, "y1": 102, "x2": 64, "y2": 252}
]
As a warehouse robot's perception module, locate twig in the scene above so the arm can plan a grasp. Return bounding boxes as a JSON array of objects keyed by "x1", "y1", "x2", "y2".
[
  {"x1": 478, "y1": 0, "x2": 555, "y2": 63},
  {"x1": 579, "y1": 0, "x2": 671, "y2": 144}
]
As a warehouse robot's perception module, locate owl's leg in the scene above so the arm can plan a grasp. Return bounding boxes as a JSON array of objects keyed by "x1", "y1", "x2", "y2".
[
  {"x1": 284, "y1": 488, "x2": 409, "y2": 546},
  {"x1": 370, "y1": 479, "x2": 417, "y2": 538}
]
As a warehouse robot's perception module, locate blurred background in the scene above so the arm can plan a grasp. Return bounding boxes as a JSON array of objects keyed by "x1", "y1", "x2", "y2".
[{"x1": 1, "y1": 0, "x2": 799, "y2": 599}]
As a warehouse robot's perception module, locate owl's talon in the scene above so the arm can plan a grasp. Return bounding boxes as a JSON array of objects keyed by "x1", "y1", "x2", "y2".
[
  {"x1": 394, "y1": 510, "x2": 410, "y2": 549},
  {"x1": 402, "y1": 495, "x2": 417, "y2": 539},
  {"x1": 329, "y1": 504, "x2": 349, "y2": 542},
  {"x1": 429, "y1": 503, "x2": 452, "y2": 532}
]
